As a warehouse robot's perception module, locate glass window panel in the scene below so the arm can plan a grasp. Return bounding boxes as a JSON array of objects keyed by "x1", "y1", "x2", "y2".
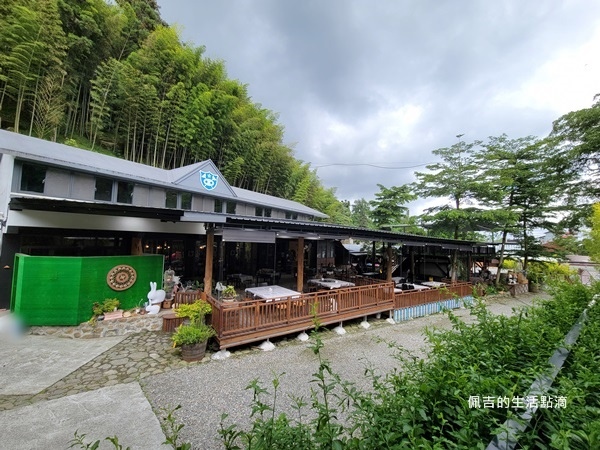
[
  {"x1": 226, "y1": 201, "x2": 236, "y2": 214},
  {"x1": 20, "y1": 163, "x2": 46, "y2": 193},
  {"x1": 214, "y1": 199, "x2": 223, "y2": 213},
  {"x1": 94, "y1": 177, "x2": 113, "y2": 201},
  {"x1": 117, "y1": 181, "x2": 133, "y2": 204},
  {"x1": 165, "y1": 190, "x2": 177, "y2": 208},
  {"x1": 181, "y1": 192, "x2": 192, "y2": 210}
]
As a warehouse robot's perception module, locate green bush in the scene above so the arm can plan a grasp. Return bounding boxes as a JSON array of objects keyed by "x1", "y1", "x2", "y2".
[
  {"x1": 175, "y1": 300, "x2": 212, "y2": 326},
  {"x1": 92, "y1": 298, "x2": 120, "y2": 316},
  {"x1": 219, "y1": 281, "x2": 594, "y2": 449},
  {"x1": 171, "y1": 324, "x2": 215, "y2": 347}
]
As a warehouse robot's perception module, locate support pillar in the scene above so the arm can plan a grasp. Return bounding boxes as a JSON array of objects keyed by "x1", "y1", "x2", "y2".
[
  {"x1": 204, "y1": 225, "x2": 214, "y2": 296},
  {"x1": 386, "y1": 244, "x2": 393, "y2": 282},
  {"x1": 131, "y1": 236, "x2": 142, "y2": 255},
  {"x1": 296, "y1": 237, "x2": 304, "y2": 292}
]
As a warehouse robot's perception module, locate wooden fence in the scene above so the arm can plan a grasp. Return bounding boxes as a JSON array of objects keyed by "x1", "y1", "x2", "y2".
[{"x1": 205, "y1": 281, "x2": 477, "y2": 350}]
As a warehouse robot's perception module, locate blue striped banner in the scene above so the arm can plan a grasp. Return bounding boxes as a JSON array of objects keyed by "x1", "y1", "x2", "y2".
[{"x1": 393, "y1": 295, "x2": 475, "y2": 323}]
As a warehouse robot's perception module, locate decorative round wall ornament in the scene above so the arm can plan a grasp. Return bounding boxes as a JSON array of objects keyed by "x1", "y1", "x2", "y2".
[{"x1": 107, "y1": 265, "x2": 137, "y2": 291}]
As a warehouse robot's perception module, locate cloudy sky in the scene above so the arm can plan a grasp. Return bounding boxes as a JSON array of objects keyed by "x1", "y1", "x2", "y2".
[{"x1": 157, "y1": 1, "x2": 600, "y2": 213}]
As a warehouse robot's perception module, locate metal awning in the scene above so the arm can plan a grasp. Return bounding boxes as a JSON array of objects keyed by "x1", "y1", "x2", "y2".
[
  {"x1": 218, "y1": 228, "x2": 276, "y2": 243},
  {"x1": 9, "y1": 195, "x2": 184, "y2": 221}
]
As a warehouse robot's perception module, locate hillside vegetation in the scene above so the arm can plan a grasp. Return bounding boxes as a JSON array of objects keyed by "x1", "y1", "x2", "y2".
[{"x1": 0, "y1": 0, "x2": 350, "y2": 222}]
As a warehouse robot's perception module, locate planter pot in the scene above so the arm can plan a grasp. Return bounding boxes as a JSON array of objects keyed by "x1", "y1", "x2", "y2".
[
  {"x1": 529, "y1": 282, "x2": 539, "y2": 293},
  {"x1": 103, "y1": 310, "x2": 123, "y2": 321},
  {"x1": 181, "y1": 341, "x2": 208, "y2": 362},
  {"x1": 162, "y1": 300, "x2": 173, "y2": 309}
]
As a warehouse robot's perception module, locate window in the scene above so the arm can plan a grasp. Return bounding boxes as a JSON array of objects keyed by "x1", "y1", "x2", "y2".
[
  {"x1": 255, "y1": 207, "x2": 272, "y2": 217},
  {"x1": 214, "y1": 199, "x2": 223, "y2": 213},
  {"x1": 20, "y1": 163, "x2": 46, "y2": 193},
  {"x1": 285, "y1": 212, "x2": 299, "y2": 220},
  {"x1": 116, "y1": 181, "x2": 133, "y2": 204},
  {"x1": 226, "y1": 201, "x2": 236, "y2": 214},
  {"x1": 95, "y1": 177, "x2": 113, "y2": 201},
  {"x1": 165, "y1": 190, "x2": 178, "y2": 208},
  {"x1": 181, "y1": 192, "x2": 192, "y2": 210}
]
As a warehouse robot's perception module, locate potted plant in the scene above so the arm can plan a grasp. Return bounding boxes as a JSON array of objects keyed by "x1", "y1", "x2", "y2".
[
  {"x1": 91, "y1": 298, "x2": 122, "y2": 321},
  {"x1": 171, "y1": 300, "x2": 215, "y2": 361},
  {"x1": 171, "y1": 323, "x2": 216, "y2": 361},
  {"x1": 222, "y1": 285, "x2": 237, "y2": 302},
  {"x1": 527, "y1": 263, "x2": 545, "y2": 293}
]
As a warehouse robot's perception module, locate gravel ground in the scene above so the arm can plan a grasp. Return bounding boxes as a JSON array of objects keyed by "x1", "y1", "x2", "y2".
[{"x1": 141, "y1": 291, "x2": 550, "y2": 450}]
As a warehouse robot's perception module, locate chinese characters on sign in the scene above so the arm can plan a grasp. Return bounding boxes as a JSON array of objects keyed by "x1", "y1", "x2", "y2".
[{"x1": 468, "y1": 395, "x2": 567, "y2": 409}]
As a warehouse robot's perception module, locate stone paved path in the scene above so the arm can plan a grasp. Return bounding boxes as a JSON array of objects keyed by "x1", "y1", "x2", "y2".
[
  {"x1": 0, "y1": 331, "x2": 190, "y2": 412},
  {"x1": 0, "y1": 291, "x2": 550, "y2": 416}
]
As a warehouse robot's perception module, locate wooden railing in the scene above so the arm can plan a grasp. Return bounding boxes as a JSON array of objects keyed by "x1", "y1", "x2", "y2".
[
  {"x1": 394, "y1": 282, "x2": 475, "y2": 308},
  {"x1": 173, "y1": 290, "x2": 203, "y2": 307},
  {"x1": 204, "y1": 281, "x2": 476, "y2": 350}
]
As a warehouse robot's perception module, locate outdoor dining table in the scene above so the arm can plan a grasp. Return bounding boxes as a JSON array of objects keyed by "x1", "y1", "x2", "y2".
[
  {"x1": 244, "y1": 285, "x2": 302, "y2": 301},
  {"x1": 421, "y1": 281, "x2": 447, "y2": 288},
  {"x1": 410, "y1": 283, "x2": 432, "y2": 291},
  {"x1": 308, "y1": 278, "x2": 356, "y2": 290},
  {"x1": 361, "y1": 272, "x2": 380, "y2": 278},
  {"x1": 396, "y1": 282, "x2": 431, "y2": 291},
  {"x1": 226, "y1": 273, "x2": 254, "y2": 287}
]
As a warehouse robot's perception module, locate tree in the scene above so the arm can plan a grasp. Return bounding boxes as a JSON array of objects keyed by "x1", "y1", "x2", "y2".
[
  {"x1": 351, "y1": 198, "x2": 374, "y2": 229},
  {"x1": 550, "y1": 95, "x2": 600, "y2": 230},
  {"x1": 475, "y1": 135, "x2": 571, "y2": 283},
  {"x1": 584, "y1": 203, "x2": 600, "y2": 263},
  {"x1": 369, "y1": 184, "x2": 416, "y2": 230},
  {"x1": 414, "y1": 138, "x2": 483, "y2": 239}
]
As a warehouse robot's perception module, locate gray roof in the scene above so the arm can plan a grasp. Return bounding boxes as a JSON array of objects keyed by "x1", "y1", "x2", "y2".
[{"x1": 0, "y1": 130, "x2": 327, "y2": 218}]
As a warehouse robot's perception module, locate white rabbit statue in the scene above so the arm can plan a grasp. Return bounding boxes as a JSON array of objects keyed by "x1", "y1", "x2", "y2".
[{"x1": 146, "y1": 281, "x2": 166, "y2": 314}]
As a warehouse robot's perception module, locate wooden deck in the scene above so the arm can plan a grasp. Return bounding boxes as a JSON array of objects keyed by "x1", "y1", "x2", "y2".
[{"x1": 205, "y1": 279, "x2": 476, "y2": 349}]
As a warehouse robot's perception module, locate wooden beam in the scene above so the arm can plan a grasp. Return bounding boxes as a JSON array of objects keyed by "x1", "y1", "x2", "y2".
[
  {"x1": 296, "y1": 237, "x2": 304, "y2": 292},
  {"x1": 131, "y1": 236, "x2": 142, "y2": 255},
  {"x1": 204, "y1": 225, "x2": 214, "y2": 295},
  {"x1": 386, "y1": 244, "x2": 393, "y2": 281}
]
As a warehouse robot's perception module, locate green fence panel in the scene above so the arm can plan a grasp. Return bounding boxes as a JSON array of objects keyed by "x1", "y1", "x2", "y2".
[
  {"x1": 11, "y1": 254, "x2": 82, "y2": 326},
  {"x1": 11, "y1": 254, "x2": 164, "y2": 326}
]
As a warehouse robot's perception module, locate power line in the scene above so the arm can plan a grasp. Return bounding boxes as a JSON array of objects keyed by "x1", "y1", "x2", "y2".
[{"x1": 313, "y1": 162, "x2": 430, "y2": 169}]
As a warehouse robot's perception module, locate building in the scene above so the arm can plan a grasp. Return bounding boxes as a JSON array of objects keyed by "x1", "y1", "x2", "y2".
[{"x1": 1, "y1": 130, "x2": 494, "y2": 311}]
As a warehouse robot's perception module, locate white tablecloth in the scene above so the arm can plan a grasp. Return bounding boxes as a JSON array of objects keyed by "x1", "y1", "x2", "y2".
[
  {"x1": 245, "y1": 285, "x2": 301, "y2": 301},
  {"x1": 421, "y1": 281, "x2": 447, "y2": 288},
  {"x1": 308, "y1": 278, "x2": 355, "y2": 289}
]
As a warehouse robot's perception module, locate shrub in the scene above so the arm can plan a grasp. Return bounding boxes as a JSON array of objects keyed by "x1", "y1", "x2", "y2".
[
  {"x1": 171, "y1": 323, "x2": 215, "y2": 347},
  {"x1": 220, "y1": 281, "x2": 594, "y2": 449},
  {"x1": 92, "y1": 298, "x2": 121, "y2": 316},
  {"x1": 175, "y1": 300, "x2": 212, "y2": 326}
]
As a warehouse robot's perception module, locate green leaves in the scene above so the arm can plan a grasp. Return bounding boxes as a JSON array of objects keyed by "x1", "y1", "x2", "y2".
[
  {"x1": 216, "y1": 282, "x2": 597, "y2": 449},
  {"x1": 369, "y1": 183, "x2": 417, "y2": 230}
]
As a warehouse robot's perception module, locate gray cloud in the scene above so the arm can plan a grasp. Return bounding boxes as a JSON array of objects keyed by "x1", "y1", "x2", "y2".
[{"x1": 158, "y1": 0, "x2": 600, "y2": 210}]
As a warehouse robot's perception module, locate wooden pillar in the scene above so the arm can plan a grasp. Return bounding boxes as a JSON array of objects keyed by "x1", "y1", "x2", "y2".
[
  {"x1": 386, "y1": 244, "x2": 393, "y2": 282},
  {"x1": 131, "y1": 236, "x2": 142, "y2": 255},
  {"x1": 296, "y1": 237, "x2": 304, "y2": 292},
  {"x1": 218, "y1": 239, "x2": 224, "y2": 282},
  {"x1": 371, "y1": 241, "x2": 376, "y2": 271},
  {"x1": 467, "y1": 252, "x2": 472, "y2": 283},
  {"x1": 204, "y1": 225, "x2": 214, "y2": 295}
]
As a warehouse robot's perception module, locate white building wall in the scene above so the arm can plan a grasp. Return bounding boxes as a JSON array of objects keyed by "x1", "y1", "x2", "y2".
[{"x1": 0, "y1": 154, "x2": 15, "y2": 258}]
